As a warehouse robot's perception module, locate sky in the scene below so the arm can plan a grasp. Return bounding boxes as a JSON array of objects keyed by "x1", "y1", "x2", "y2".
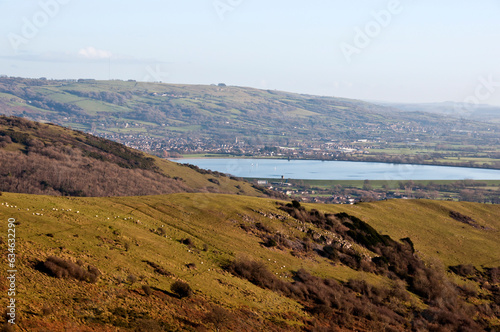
[{"x1": 1, "y1": 0, "x2": 500, "y2": 106}]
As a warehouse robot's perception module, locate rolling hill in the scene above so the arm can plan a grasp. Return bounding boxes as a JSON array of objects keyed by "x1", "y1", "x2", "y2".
[
  {"x1": 373, "y1": 101, "x2": 500, "y2": 124},
  {"x1": 1, "y1": 192, "x2": 498, "y2": 331},
  {"x1": 0, "y1": 116, "x2": 271, "y2": 198},
  {"x1": 0, "y1": 77, "x2": 498, "y2": 155}
]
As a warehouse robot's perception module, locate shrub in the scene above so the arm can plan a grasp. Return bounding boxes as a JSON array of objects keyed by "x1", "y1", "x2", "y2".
[
  {"x1": 208, "y1": 178, "x2": 220, "y2": 185},
  {"x1": 226, "y1": 259, "x2": 423, "y2": 330},
  {"x1": 347, "y1": 279, "x2": 371, "y2": 295},
  {"x1": 0, "y1": 135, "x2": 12, "y2": 144},
  {"x1": 322, "y1": 245, "x2": 339, "y2": 261},
  {"x1": 225, "y1": 259, "x2": 288, "y2": 293},
  {"x1": 142, "y1": 285, "x2": 153, "y2": 296},
  {"x1": 449, "y1": 211, "x2": 482, "y2": 228},
  {"x1": 487, "y1": 267, "x2": 500, "y2": 283},
  {"x1": 255, "y1": 223, "x2": 273, "y2": 233},
  {"x1": 204, "y1": 306, "x2": 232, "y2": 330},
  {"x1": 264, "y1": 237, "x2": 278, "y2": 247},
  {"x1": 181, "y1": 238, "x2": 193, "y2": 246},
  {"x1": 87, "y1": 265, "x2": 101, "y2": 283},
  {"x1": 171, "y1": 281, "x2": 192, "y2": 298},
  {"x1": 41, "y1": 305, "x2": 53, "y2": 316},
  {"x1": 458, "y1": 282, "x2": 477, "y2": 298},
  {"x1": 449, "y1": 264, "x2": 477, "y2": 278},
  {"x1": 240, "y1": 224, "x2": 252, "y2": 232},
  {"x1": 40, "y1": 256, "x2": 100, "y2": 283},
  {"x1": 127, "y1": 274, "x2": 138, "y2": 284}
]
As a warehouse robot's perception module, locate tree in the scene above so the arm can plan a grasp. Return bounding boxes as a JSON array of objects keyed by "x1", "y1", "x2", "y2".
[{"x1": 362, "y1": 180, "x2": 372, "y2": 191}]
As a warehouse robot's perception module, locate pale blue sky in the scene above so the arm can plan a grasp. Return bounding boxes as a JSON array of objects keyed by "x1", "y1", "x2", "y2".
[{"x1": 1, "y1": 0, "x2": 499, "y2": 105}]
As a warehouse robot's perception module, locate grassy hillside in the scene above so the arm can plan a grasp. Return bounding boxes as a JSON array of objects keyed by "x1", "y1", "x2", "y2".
[
  {"x1": 305, "y1": 199, "x2": 500, "y2": 267},
  {"x1": 0, "y1": 77, "x2": 397, "y2": 139},
  {"x1": 1, "y1": 77, "x2": 497, "y2": 150},
  {"x1": 1, "y1": 192, "x2": 498, "y2": 331},
  {"x1": 0, "y1": 116, "x2": 268, "y2": 198}
]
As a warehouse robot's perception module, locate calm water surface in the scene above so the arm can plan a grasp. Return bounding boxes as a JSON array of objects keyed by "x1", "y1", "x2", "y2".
[{"x1": 172, "y1": 158, "x2": 500, "y2": 180}]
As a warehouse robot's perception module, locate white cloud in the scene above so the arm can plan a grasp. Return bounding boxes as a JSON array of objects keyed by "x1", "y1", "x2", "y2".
[{"x1": 78, "y1": 46, "x2": 112, "y2": 59}]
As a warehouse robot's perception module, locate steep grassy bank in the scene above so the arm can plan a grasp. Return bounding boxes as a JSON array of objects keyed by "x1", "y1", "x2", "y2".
[
  {"x1": 0, "y1": 192, "x2": 498, "y2": 330},
  {"x1": 0, "y1": 116, "x2": 267, "y2": 198}
]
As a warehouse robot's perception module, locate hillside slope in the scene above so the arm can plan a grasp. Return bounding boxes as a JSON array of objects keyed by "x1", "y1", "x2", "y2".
[
  {"x1": 374, "y1": 101, "x2": 500, "y2": 124},
  {"x1": 1, "y1": 192, "x2": 498, "y2": 331},
  {"x1": 0, "y1": 116, "x2": 268, "y2": 197},
  {"x1": 0, "y1": 77, "x2": 497, "y2": 151}
]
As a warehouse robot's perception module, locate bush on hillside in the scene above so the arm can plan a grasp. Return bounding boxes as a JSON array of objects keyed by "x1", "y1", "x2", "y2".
[
  {"x1": 181, "y1": 238, "x2": 193, "y2": 246},
  {"x1": 39, "y1": 256, "x2": 100, "y2": 283},
  {"x1": 171, "y1": 281, "x2": 192, "y2": 298},
  {"x1": 142, "y1": 285, "x2": 153, "y2": 296}
]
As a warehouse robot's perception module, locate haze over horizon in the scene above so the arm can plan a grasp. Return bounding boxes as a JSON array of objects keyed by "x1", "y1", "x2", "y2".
[{"x1": 1, "y1": 0, "x2": 500, "y2": 106}]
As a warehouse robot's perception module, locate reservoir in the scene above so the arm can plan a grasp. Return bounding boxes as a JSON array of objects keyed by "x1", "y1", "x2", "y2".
[{"x1": 172, "y1": 158, "x2": 500, "y2": 180}]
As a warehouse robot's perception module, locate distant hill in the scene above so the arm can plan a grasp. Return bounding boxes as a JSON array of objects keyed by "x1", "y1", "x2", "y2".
[
  {"x1": 0, "y1": 77, "x2": 497, "y2": 153},
  {"x1": 1, "y1": 192, "x2": 498, "y2": 331},
  {"x1": 373, "y1": 101, "x2": 500, "y2": 123},
  {"x1": 0, "y1": 116, "x2": 271, "y2": 197}
]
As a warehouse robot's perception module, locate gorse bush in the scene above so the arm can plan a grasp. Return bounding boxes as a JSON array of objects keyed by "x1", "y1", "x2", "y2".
[
  {"x1": 264, "y1": 237, "x2": 278, "y2": 247},
  {"x1": 170, "y1": 281, "x2": 192, "y2": 298},
  {"x1": 449, "y1": 264, "x2": 477, "y2": 277},
  {"x1": 180, "y1": 238, "x2": 193, "y2": 246},
  {"x1": 142, "y1": 285, "x2": 153, "y2": 296},
  {"x1": 40, "y1": 256, "x2": 100, "y2": 283}
]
